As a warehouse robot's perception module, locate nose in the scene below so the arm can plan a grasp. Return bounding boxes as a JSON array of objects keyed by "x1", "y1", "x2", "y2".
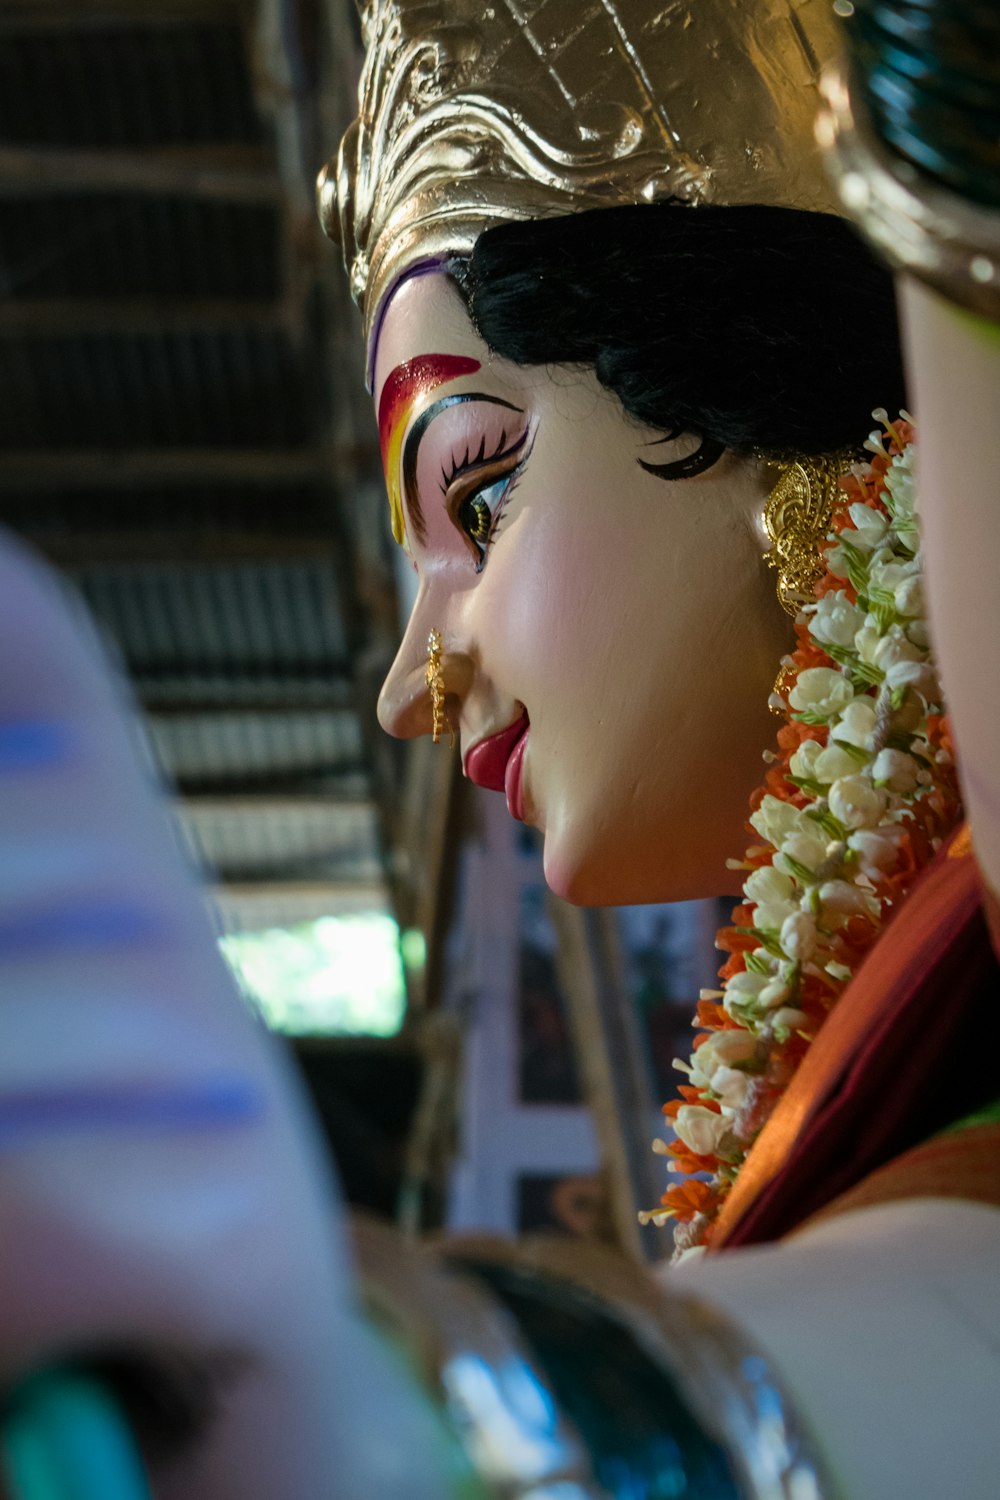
[{"x1": 377, "y1": 622, "x2": 472, "y2": 740}]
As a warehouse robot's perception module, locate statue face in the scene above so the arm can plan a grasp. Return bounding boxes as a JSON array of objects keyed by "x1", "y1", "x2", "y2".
[{"x1": 373, "y1": 272, "x2": 791, "y2": 903}]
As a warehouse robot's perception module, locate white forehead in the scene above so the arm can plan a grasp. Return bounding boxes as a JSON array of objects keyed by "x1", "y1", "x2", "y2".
[{"x1": 371, "y1": 270, "x2": 486, "y2": 407}]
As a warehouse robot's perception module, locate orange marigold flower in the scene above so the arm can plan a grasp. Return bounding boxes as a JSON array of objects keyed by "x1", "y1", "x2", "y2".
[
  {"x1": 695, "y1": 999, "x2": 733, "y2": 1030},
  {"x1": 661, "y1": 1179, "x2": 719, "y2": 1223},
  {"x1": 668, "y1": 1141, "x2": 717, "y2": 1174}
]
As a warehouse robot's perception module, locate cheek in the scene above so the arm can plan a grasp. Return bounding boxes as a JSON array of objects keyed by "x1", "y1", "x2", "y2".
[
  {"x1": 472, "y1": 503, "x2": 608, "y2": 690},
  {"x1": 518, "y1": 501, "x2": 672, "y2": 687},
  {"x1": 469, "y1": 457, "x2": 667, "y2": 698}
]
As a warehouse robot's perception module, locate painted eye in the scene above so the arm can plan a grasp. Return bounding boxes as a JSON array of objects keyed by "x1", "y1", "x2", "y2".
[
  {"x1": 464, "y1": 495, "x2": 492, "y2": 543},
  {"x1": 457, "y1": 474, "x2": 509, "y2": 557}
]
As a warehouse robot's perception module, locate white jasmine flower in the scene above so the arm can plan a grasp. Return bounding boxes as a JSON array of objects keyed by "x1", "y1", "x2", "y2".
[
  {"x1": 689, "y1": 1030, "x2": 759, "y2": 1090},
  {"x1": 844, "y1": 503, "x2": 889, "y2": 551},
  {"x1": 855, "y1": 625, "x2": 923, "y2": 681},
  {"x1": 674, "y1": 1104, "x2": 731, "y2": 1157},
  {"x1": 884, "y1": 658, "x2": 939, "y2": 700},
  {"x1": 814, "y1": 742, "x2": 863, "y2": 783},
  {"x1": 749, "y1": 794, "x2": 806, "y2": 847},
  {"x1": 872, "y1": 747, "x2": 920, "y2": 794},
  {"x1": 809, "y1": 592, "x2": 865, "y2": 648},
  {"x1": 834, "y1": 696, "x2": 879, "y2": 749},
  {"x1": 847, "y1": 826, "x2": 902, "y2": 879},
  {"x1": 788, "y1": 667, "x2": 853, "y2": 720},
  {"x1": 826, "y1": 542, "x2": 851, "y2": 580},
  {"x1": 775, "y1": 829, "x2": 828, "y2": 876},
  {"x1": 772, "y1": 1006, "x2": 809, "y2": 1033},
  {"x1": 723, "y1": 971, "x2": 771, "y2": 1017},
  {"x1": 780, "y1": 910, "x2": 819, "y2": 961},
  {"x1": 867, "y1": 557, "x2": 915, "y2": 594},
  {"x1": 711, "y1": 1065, "x2": 751, "y2": 1113},
  {"x1": 744, "y1": 866, "x2": 796, "y2": 907},
  {"x1": 818, "y1": 879, "x2": 878, "y2": 919},
  {"x1": 725, "y1": 971, "x2": 770, "y2": 999},
  {"x1": 894, "y1": 574, "x2": 924, "y2": 618},
  {"x1": 864, "y1": 427, "x2": 890, "y2": 459},
  {"x1": 745, "y1": 865, "x2": 799, "y2": 930},
  {"x1": 853, "y1": 624, "x2": 882, "y2": 666},
  {"x1": 789, "y1": 738, "x2": 824, "y2": 782},
  {"x1": 884, "y1": 448, "x2": 917, "y2": 522},
  {"x1": 753, "y1": 900, "x2": 799, "y2": 932},
  {"x1": 906, "y1": 618, "x2": 931, "y2": 650},
  {"x1": 758, "y1": 978, "x2": 793, "y2": 1010},
  {"x1": 829, "y1": 775, "x2": 887, "y2": 830},
  {"x1": 872, "y1": 631, "x2": 923, "y2": 675}
]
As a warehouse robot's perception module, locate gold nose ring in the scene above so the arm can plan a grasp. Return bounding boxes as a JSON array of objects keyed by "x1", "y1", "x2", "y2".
[{"x1": 425, "y1": 629, "x2": 447, "y2": 744}]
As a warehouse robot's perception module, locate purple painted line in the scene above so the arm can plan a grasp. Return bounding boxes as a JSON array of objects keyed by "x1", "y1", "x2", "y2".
[
  {"x1": 0, "y1": 1078, "x2": 266, "y2": 1151},
  {"x1": 366, "y1": 256, "x2": 448, "y2": 390},
  {"x1": 0, "y1": 719, "x2": 74, "y2": 773},
  {"x1": 0, "y1": 900, "x2": 163, "y2": 957}
]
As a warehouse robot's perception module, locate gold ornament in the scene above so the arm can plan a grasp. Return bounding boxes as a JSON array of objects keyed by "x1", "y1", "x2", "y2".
[
  {"x1": 762, "y1": 456, "x2": 847, "y2": 617},
  {"x1": 319, "y1": 0, "x2": 846, "y2": 353},
  {"x1": 818, "y1": 68, "x2": 1000, "y2": 323},
  {"x1": 425, "y1": 628, "x2": 447, "y2": 745}
]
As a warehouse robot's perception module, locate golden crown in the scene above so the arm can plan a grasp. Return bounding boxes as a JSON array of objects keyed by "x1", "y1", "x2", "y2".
[{"x1": 320, "y1": 0, "x2": 845, "y2": 352}]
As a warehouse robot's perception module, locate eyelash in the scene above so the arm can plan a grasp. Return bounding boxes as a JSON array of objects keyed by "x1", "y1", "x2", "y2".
[
  {"x1": 440, "y1": 427, "x2": 527, "y2": 491},
  {"x1": 442, "y1": 427, "x2": 530, "y2": 571}
]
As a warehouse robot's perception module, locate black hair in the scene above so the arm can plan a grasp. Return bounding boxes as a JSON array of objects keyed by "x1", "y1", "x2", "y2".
[{"x1": 455, "y1": 203, "x2": 907, "y2": 465}]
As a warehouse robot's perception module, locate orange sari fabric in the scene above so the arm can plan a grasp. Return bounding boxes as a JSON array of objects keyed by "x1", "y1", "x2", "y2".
[{"x1": 713, "y1": 829, "x2": 1000, "y2": 1248}]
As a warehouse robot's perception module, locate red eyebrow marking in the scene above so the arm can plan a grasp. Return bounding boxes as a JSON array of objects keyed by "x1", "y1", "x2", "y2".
[
  {"x1": 378, "y1": 354, "x2": 481, "y2": 468},
  {"x1": 377, "y1": 354, "x2": 482, "y2": 545}
]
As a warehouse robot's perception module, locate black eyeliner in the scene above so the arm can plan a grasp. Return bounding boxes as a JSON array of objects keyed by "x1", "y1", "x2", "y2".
[
  {"x1": 442, "y1": 425, "x2": 529, "y2": 491},
  {"x1": 471, "y1": 429, "x2": 536, "y2": 572},
  {"x1": 401, "y1": 391, "x2": 524, "y2": 537}
]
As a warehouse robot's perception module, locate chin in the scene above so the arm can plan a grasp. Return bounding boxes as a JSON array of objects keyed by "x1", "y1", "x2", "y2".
[{"x1": 542, "y1": 826, "x2": 744, "y2": 907}]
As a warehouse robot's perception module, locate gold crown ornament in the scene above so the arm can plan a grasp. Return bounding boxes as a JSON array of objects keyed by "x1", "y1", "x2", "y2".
[{"x1": 319, "y1": 0, "x2": 847, "y2": 355}]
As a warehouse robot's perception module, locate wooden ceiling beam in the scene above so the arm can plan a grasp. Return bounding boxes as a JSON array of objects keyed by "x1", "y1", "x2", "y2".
[
  {"x1": 0, "y1": 1, "x2": 250, "y2": 30},
  {"x1": 29, "y1": 531, "x2": 341, "y2": 567},
  {"x1": 183, "y1": 793, "x2": 374, "y2": 817},
  {"x1": 218, "y1": 877, "x2": 390, "y2": 905},
  {"x1": 0, "y1": 144, "x2": 281, "y2": 203},
  {"x1": 0, "y1": 299, "x2": 294, "y2": 337},
  {"x1": 137, "y1": 682, "x2": 356, "y2": 714},
  {"x1": 0, "y1": 448, "x2": 331, "y2": 490}
]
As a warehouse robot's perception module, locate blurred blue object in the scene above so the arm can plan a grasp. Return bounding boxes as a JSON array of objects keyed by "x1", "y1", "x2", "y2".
[{"x1": 1, "y1": 1371, "x2": 151, "y2": 1500}]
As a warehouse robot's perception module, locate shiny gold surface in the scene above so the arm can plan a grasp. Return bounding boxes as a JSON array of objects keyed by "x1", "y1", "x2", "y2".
[
  {"x1": 320, "y1": 0, "x2": 847, "y2": 352},
  {"x1": 425, "y1": 627, "x2": 446, "y2": 745},
  {"x1": 763, "y1": 455, "x2": 846, "y2": 616},
  {"x1": 818, "y1": 68, "x2": 1000, "y2": 321}
]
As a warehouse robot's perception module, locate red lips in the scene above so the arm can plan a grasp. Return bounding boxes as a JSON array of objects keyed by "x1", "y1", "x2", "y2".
[{"x1": 464, "y1": 711, "x2": 530, "y2": 821}]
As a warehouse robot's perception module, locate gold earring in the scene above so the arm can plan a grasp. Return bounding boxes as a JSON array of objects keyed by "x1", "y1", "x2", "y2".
[
  {"x1": 425, "y1": 629, "x2": 447, "y2": 744},
  {"x1": 762, "y1": 455, "x2": 846, "y2": 616}
]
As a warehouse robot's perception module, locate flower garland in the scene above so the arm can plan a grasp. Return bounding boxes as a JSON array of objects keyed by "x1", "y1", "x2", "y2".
[{"x1": 643, "y1": 412, "x2": 963, "y2": 1254}]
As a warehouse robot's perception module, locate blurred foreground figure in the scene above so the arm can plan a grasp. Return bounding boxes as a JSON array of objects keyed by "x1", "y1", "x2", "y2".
[
  {"x1": 0, "y1": 534, "x2": 487, "y2": 1500},
  {"x1": 2, "y1": 525, "x2": 1000, "y2": 1494}
]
